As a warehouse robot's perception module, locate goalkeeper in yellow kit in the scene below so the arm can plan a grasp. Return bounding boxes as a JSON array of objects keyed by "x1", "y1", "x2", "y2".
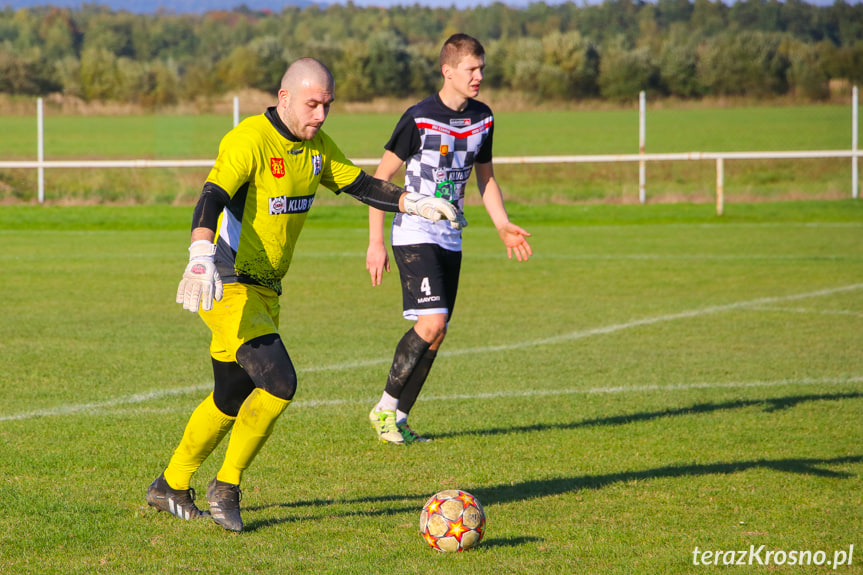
[{"x1": 146, "y1": 58, "x2": 465, "y2": 532}]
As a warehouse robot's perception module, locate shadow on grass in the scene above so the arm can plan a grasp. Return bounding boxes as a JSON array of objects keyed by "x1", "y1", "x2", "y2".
[
  {"x1": 468, "y1": 454, "x2": 863, "y2": 507},
  {"x1": 427, "y1": 391, "x2": 863, "y2": 441},
  {"x1": 242, "y1": 454, "x2": 862, "y2": 533},
  {"x1": 480, "y1": 536, "x2": 543, "y2": 549}
]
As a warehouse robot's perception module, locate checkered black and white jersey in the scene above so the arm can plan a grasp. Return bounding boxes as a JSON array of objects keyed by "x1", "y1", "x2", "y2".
[{"x1": 385, "y1": 93, "x2": 494, "y2": 251}]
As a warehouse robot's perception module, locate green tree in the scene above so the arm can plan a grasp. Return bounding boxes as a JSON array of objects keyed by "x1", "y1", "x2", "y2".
[
  {"x1": 178, "y1": 58, "x2": 220, "y2": 102},
  {"x1": 659, "y1": 26, "x2": 702, "y2": 97},
  {"x1": 54, "y1": 55, "x2": 82, "y2": 98},
  {"x1": 542, "y1": 31, "x2": 600, "y2": 98},
  {"x1": 1, "y1": 1, "x2": 863, "y2": 104},
  {"x1": 79, "y1": 46, "x2": 120, "y2": 101},
  {"x1": 598, "y1": 39, "x2": 662, "y2": 100},
  {"x1": 248, "y1": 35, "x2": 289, "y2": 92},
  {"x1": 81, "y1": 13, "x2": 134, "y2": 57},
  {"x1": 728, "y1": 0, "x2": 783, "y2": 33},
  {"x1": 779, "y1": 0, "x2": 822, "y2": 42},
  {"x1": 503, "y1": 37, "x2": 543, "y2": 94},
  {"x1": 149, "y1": 60, "x2": 180, "y2": 107},
  {"x1": 331, "y1": 38, "x2": 373, "y2": 101},
  {"x1": 39, "y1": 8, "x2": 78, "y2": 60},
  {"x1": 697, "y1": 30, "x2": 790, "y2": 96},
  {"x1": 656, "y1": 0, "x2": 694, "y2": 31},
  {"x1": 690, "y1": 0, "x2": 728, "y2": 37},
  {"x1": 407, "y1": 43, "x2": 439, "y2": 96},
  {"x1": 217, "y1": 44, "x2": 263, "y2": 89},
  {"x1": 0, "y1": 48, "x2": 38, "y2": 93},
  {"x1": 365, "y1": 29, "x2": 412, "y2": 98},
  {"x1": 785, "y1": 40, "x2": 829, "y2": 100}
]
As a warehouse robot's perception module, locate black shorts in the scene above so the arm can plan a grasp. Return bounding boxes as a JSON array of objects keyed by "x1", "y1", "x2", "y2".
[{"x1": 393, "y1": 244, "x2": 462, "y2": 321}]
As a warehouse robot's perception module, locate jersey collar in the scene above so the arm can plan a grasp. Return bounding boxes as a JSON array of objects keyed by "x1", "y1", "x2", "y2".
[{"x1": 265, "y1": 107, "x2": 301, "y2": 142}]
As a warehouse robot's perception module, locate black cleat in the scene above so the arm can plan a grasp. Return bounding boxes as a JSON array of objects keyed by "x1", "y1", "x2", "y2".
[
  {"x1": 207, "y1": 478, "x2": 243, "y2": 532},
  {"x1": 146, "y1": 473, "x2": 208, "y2": 520}
]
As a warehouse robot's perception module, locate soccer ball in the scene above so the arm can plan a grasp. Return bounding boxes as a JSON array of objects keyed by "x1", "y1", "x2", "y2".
[{"x1": 419, "y1": 489, "x2": 486, "y2": 552}]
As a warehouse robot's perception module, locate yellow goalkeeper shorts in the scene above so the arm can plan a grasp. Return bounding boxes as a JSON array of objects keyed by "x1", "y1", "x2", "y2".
[{"x1": 199, "y1": 282, "x2": 280, "y2": 363}]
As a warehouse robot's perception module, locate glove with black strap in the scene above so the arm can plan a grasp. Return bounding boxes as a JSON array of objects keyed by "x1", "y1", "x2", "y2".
[
  {"x1": 403, "y1": 192, "x2": 467, "y2": 230},
  {"x1": 176, "y1": 240, "x2": 223, "y2": 312}
]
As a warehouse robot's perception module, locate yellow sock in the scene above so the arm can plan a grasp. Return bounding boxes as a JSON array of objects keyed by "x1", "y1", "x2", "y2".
[
  {"x1": 164, "y1": 393, "x2": 235, "y2": 491},
  {"x1": 217, "y1": 388, "x2": 290, "y2": 486}
]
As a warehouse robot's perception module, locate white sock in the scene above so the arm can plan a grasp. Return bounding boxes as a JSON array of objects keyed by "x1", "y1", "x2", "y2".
[
  {"x1": 375, "y1": 392, "x2": 398, "y2": 413},
  {"x1": 396, "y1": 410, "x2": 408, "y2": 423}
]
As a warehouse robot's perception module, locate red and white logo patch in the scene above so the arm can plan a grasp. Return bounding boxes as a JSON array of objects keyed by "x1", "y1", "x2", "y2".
[{"x1": 270, "y1": 157, "x2": 286, "y2": 179}]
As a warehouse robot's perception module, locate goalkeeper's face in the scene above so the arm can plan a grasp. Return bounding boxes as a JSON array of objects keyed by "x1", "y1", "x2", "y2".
[{"x1": 279, "y1": 79, "x2": 334, "y2": 141}]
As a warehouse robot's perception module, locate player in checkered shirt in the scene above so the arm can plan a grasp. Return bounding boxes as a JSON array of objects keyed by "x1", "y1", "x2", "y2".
[{"x1": 367, "y1": 34, "x2": 533, "y2": 444}]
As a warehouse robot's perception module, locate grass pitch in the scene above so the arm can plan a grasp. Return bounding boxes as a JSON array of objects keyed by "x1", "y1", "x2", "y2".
[{"x1": 1, "y1": 201, "x2": 861, "y2": 574}]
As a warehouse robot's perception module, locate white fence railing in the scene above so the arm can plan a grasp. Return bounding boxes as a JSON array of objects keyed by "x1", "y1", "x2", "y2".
[{"x1": 1, "y1": 89, "x2": 860, "y2": 215}]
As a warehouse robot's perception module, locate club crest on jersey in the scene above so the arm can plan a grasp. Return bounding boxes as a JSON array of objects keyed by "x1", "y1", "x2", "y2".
[
  {"x1": 439, "y1": 145, "x2": 449, "y2": 156},
  {"x1": 450, "y1": 118, "x2": 471, "y2": 127},
  {"x1": 270, "y1": 158, "x2": 286, "y2": 179},
  {"x1": 311, "y1": 153, "x2": 322, "y2": 176}
]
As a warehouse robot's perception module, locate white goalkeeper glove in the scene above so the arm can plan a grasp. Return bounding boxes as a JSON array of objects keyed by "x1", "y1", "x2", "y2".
[
  {"x1": 403, "y1": 192, "x2": 467, "y2": 230},
  {"x1": 176, "y1": 240, "x2": 223, "y2": 312}
]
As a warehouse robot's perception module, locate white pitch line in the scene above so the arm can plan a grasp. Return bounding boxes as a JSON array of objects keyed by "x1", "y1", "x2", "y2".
[
  {"x1": 0, "y1": 385, "x2": 206, "y2": 422},
  {"x1": 2, "y1": 283, "x2": 861, "y2": 423},
  {"x1": 14, "y1": 376, "x2": 863, "y2": 420}
]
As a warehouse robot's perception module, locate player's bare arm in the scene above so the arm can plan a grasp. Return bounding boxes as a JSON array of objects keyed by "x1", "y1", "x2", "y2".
[
  {"x1": 475, "y1": 161, "x2": 532, "y2": 262},
  {"x1": 367, "y1": 150, "x2": 405, "y2": 286}
]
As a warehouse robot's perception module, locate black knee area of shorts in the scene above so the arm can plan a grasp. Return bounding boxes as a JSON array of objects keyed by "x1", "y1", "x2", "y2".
[
  {"x1": 212, "y1": 358, "x2": 256, "y2": 417},
  {"x1": 384, "y1": 328, "x2": 432, "y2": 398},
  {"x1": 235, "y1": 333, "x2": 297, "y2": 401}
]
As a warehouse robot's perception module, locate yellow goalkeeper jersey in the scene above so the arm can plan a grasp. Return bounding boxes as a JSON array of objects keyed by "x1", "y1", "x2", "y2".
[{"x1": 206, "y1": 109, "x2": 361, "y2": 295}]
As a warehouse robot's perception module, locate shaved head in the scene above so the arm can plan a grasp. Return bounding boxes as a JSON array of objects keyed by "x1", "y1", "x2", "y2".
[
  {"x1": 276, "y1": 58, "x2": 335, "y2": 140},
  {"x1": 280, "y1": 58, "x2": 334, "y2": 94}
]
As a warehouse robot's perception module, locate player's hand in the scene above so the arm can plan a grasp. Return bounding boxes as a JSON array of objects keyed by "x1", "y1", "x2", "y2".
[
  {"x1": 498, "y1": 222, "x2": 533, "y2": 262},
  {"x1": 366, "y1": 242, "x2": 390, "y2": 287},
  {"x1": 176, "y1": 240, "x2": 223, "y2": 312},
  {"x1": 403, "y1": 193, "x2": 468, "y2": 230}
]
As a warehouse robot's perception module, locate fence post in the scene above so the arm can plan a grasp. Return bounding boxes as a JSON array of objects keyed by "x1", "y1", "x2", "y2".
[
  {"x1": 37, "y1": 97, "x2": 44, "y2": 204},
  {"x1": 716, "y1": 157, "x2": 724, "y2": 216},
  {"x1": 853, "y1": 85, "x2": 859, "y2": 200},
  {"x1": 639, "y1": 90, "x2": 646, "y2": 204},
  {"x1": 233, "y1": 96, "x2": 240, "y2": 127}
]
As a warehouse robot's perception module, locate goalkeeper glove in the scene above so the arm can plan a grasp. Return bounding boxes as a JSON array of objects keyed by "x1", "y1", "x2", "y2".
[
  {"x1": 176, "y1": 240, "x2": 223, "y2": 312},
  {"x1": 403, "y1": 192, "x2": 467, "y2": 230}
]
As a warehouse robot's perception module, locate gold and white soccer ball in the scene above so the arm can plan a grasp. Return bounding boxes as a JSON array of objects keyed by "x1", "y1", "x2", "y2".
[{"x1": 419, "y1": 489, "x2": 486, "y2": 552}]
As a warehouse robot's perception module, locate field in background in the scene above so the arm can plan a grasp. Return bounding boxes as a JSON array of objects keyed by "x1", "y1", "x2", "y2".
[
  {"x1": 0, "y1": 104, "x2": 860, "y2": 204},
  {"x1": 1, "y1": 202, "x2": 861, "y2": 574}
]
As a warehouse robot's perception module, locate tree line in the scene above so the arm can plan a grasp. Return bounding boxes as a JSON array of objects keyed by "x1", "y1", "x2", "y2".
[{"x1": 1, "y1": 0, "x2": 862, "y2": 107}]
